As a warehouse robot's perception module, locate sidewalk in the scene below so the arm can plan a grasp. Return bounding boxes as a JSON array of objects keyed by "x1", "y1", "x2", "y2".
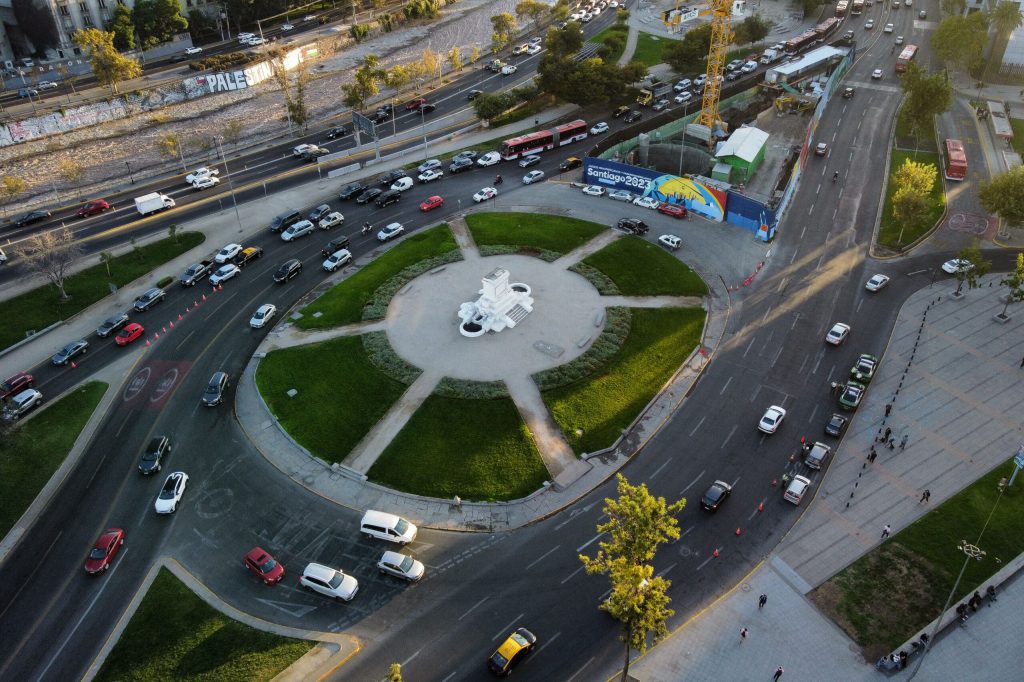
[{"x1": 630, "y1": 275, "x2": 1024, "y2": 680}]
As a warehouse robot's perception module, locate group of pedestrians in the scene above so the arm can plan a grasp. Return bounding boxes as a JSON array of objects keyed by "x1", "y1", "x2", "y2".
[{"x1": 735, "y1": 594, "x2": 787, "y2": 679}]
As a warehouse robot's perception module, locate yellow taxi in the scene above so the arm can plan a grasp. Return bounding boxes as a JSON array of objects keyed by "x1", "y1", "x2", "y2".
[{"x1": 487, "y1": 627, "x2": 537, "y2": 676}]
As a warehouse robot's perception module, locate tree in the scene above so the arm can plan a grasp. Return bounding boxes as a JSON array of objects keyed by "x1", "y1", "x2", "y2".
[
  {"x1": 490, "y1": 13, "x2": 518, "y2": 52},
  {"x1": 187, "y1": 9, "x2": 217, "y2": 42},
  {"x1": 108, "y1": 4, "x2": 135, "y2": 51},
  {"x1": 222, "y1": 120, "x2": 244, "y2": 145},
  {"x1": 133, "y1": 0, "x2": 189, "y2": 49},
  {"x1": 54, "y1": 63, "x2": 77, "y2": 94},
  {"x1": 12, "y1": 0, "x2": 60, "y2": 53},
  {"x1": 273, "y1": 60, "x2": 311, "y2": 131},
  {"x1": 663, "y1": 23, "x2": 713, "y2": 73},
  {"x1": 421, "y1": 48, "x2": 441, "y2": 83},
  {"x1": 350, "y1": 23, "x2": 371, "y2": 42},
  {"x1": 448, "y1": 46, "x2": 463, "y2": 71},
  {"x1": 99, "y1": 250, "x2": 114, "y2": 277},
  {"x1": 594, "y1": 560, "x2": 674, "y2": 682},
  {"x1": 515, "y1": 0, "x2": 548, "y2": 28},
  {"x1": 403, "y1": 0, "x2": 441, "y2": 20},
  {"x1": 379, "y1": 12, "x2": 395, "y2": 32},
  {"x1": 59, "y1": 159, "x2": 86, "y2": 199},
  {"x1": 472, "y1": 92, "x2": 515, "y2": 120},
  {"x1": 1, "y1": 176, "x2": 28, "y2": 211},
  {"x1": 73, "y1": 28, "x2": 142, "y2": 93},
  {"x1": 155, "y1": 133, "x2": 181, "y2": 160},
  {"x1": 342, "y1": 54, "x2": 384, "y2": 111},
  {"x1": 387, "y1": 662, "x2": 403, "y2": 682},
  {"x1": 996, "y1": 253, "x2": 1024, "y2": 319},
  {"x1": 890, "y1": 158, "x2": 936, "y2": 233},
  {"x1": 900, "y1": 62, "x2": 952, "y2": 146},
  {"x1": 978, "y1": 166, "x2": 1024, "y2": 228},
  {"x1": 988, "y1": 2, "x2": 1024, "y2": 73},
  {"x1": 930, "y1": 13, "x2": 987, "y2": 73},
  {"x1": 544, "y1": 21, "x2": 584, "y2": 58},
  {"x1": 941, "y1": 0, "x2": 966, "y2": 15},
  {"x1": 732, "y1": 15, "x2": 772, "y2": 45},
  {"x1": 17, "y1": 227, "x2": 83, "y2": 301},
  {"x1": 168, "y1": 224, "x2": 179, "y2": 244},
  {"x1": 951, "y1": 243, "x2": 991, "y2": 296},
  {"x1": 469, "y1": 45, "x2": 482, "y2": 64}
]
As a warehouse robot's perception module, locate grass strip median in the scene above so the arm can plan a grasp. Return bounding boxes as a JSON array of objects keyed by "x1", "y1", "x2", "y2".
[
  {"x1": 0, "y1": 381, "x2": 107, "y2": 538},
  {"x1": 95, "y1": 568, "x2": 313, "y2": 682},
  {"x1": 466, "y1": 212, "x2": 605, "y2": 255},
  {"x1": 295, "y1": 224, "x2": 457, "y2": 329},
  {"x1": 581, "y1": 235, "x2": 708, "y2": 296},
  {"x1": 368, "y1": 394, "x2": 548, "y2": 502},
  {"x1": 543, "y1": 307, "x2": 705, "y2": 454},
  {"x1": 877, "y1": 149, "x2": 946, "y2": 251},
  {"x1": 0, "y1": 232, "x2": 204, "y2": 352}
]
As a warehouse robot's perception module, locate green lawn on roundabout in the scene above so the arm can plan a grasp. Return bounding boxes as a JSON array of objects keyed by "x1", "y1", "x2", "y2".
[
  {"x1": 95, "y1": 568, "x2": 312, "y2": 682},
  {"x1": 580, "y1": 236, "x2": 709, "y2": 296},
  {"x1": 466, "y1": 212, "x2": 606, "y2": 256}
]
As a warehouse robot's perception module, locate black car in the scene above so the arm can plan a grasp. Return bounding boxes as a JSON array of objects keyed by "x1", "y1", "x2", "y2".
[
  {"x1": 616, "y1": 218, "x2": 649, "y2": 235},
  {"x1": 419, "y1": 103, "x2": 437, "y2": 114},
  {"x1": 202, "y1": 371, "x2": 229, "y2": 407},
  {"x1": 378, "y1": 170, "x2": 408, "y2": 186},
  {"x1": 270, "y1": 209, "x2": 302, "y2": 232},
  {"x1": 321, "y1": 236, "x2": 351, "y2": 257},
  {"x1": 701, "y1": 480, "x2": 732, "y2": 511},
  {"x1": 371, "y1": 110, "x2": 390, "y2": 125},
  {"x1": 308, "y1": 204, "x2": 331, "y2": 222},
  {"x1": 52, "y1": 339, "x2": 89, "y2": 366},
  {"x1": 624, "y1": 110, "x2": 642, "y2": 123},
  {"x1": 559, "y1": 157, "x2": 583, "y2": 172},
  {"x1": 338, "y1": 183, "x2": 366, "y2": 200},
  {"x1": 95, "y1": 312, "x2": 130, "y2": 338},
  {"x1": 273, "y1": 259, "x2": 303, "y2": 283},
  {"x1": 467, "y1": 89, "x2": 483, "y2": 100},
  {"x1": 138, "y1": 435, "x2": 171, "y2": 475},
  {"x1": 356, "y1": 188, "x2": 383, "y2": 204},
  {"x1": 133, "y1": 287, "x2": 166, "y2": 312},
  {"x1": 449, "y1": 157, "x2": 475, "y2": 174},
  {"x1": 234, "y1": 246, "x2": 264, "y2": 268},
  {"x1": 825, "y1": 413, "x2": 849, "y2": 437},
  {"x1": 325, "y1": 126, "x2": 349, "y2": 139},
  {"x1": 725, "y1": 71, "x2": 741, "y2": 82},
  {"x1": 375, "y1": 189, "x2": 401, "y2": 207},
  {"x1": 377, "y1": 102, "x2": 394, "y2": 115},
  {"x1": 14, "y1": 210, "x2": 51, "y2": 227}
]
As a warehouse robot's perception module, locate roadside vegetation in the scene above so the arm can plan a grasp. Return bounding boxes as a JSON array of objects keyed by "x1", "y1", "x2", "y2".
[
  {"x1": 466, "y1": 212, "x2": 605, "y2": 255},
  {"x1": 255, "y1": 336, "x2": 407, "y2": 463},
  {"x1": 877, "y1": 150, "x2": 945, "y2": 250},
  {"x1": 368, "y1": 395, "x2": 548, "y2": 501},
  {"x1": 580, "y1": 236, "x2": 708, "y2": 296},
  {"x1": 0, "y1": 231, "x2": 203, "y2": 351},
  {"x1": 0, "y1": 381, "x2": 107, "y2": 538},
  {"x1": 632, "y1": 32, "x2": 677, "y2": 68},
  {"x1": 810, "y1": 458, "x2": 1024, "y2": 661},
  {"x1": 544, "y1": 307, "x2": 705, "y2": 454},
  {"x1": 95, "y1": 568, "x2": 313, "y2": 682},
  {"x1": 295, "y1": 224, "x2": 457, "y2": 329}
]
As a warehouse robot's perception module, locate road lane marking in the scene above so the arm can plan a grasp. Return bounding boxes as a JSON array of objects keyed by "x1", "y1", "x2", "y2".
[
  {"x1": 719, "y1": 376, "x2": 732, "y2": 394},
  {"x1": 0, "y1": 530, "x2": 62, "y2": 622},
  {"x1": 534, "y1": 630, "x2": 561, "y2": 655},
  {"x1": 561, "y1": 565, "x2": 585, "y2": 585},
  {"x1": 566, "y1": 656, "x2": 596, "y2": 682},
  {"x1": 525, "y1": 545, "x2": 560, "y2": 570},
  {"x1": 400, "y1": 649, "x2": 421, "y2": 666},
  {"x1": 649, "y1": 458, "x2": 671, "y2": 480},
  {"x1": 576, "y1": 533, "x2": 603, "y2": 553},
  {"x1": 687, "y1": 416, "x2": 705, "y2": 437},
  {"x1": 720, "y1": 424, "x2": 737, "y2": 449},
  {"x1": 457, "y1": 596, "x2": 488, "y2": 621},
  {"x1": 492, "y1": 613, "x2": 525, "y2": 641},
  {"x1": 679, "y1": 470, "x2": 704, "y2": 497}
]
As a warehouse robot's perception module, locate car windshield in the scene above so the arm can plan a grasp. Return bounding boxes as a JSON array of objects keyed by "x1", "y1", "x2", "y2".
[
  {"x1": 490, "y1": 651, "x2": 510, "y2": 669},
  {"x1": 89, "y1": 547, "x2": 107, "y2": 560},
  {"x1": 394, "y1": 518, "x2": 410, "y2": 535},
  {"x1": 327, "y1": 571, "x2": 345, "y2": 589},
  {"x1": 399, "y1": 555, "x2": 415, "y2": 572},
  {"x1": 259, "y1": 557, "x2": 278, "y2": 573},
  {"x1": 705, "y1": 487, "x2": 723, "y2": 502}
]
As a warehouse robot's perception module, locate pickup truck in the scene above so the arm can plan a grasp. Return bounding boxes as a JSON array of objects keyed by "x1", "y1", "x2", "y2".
[{"x1": 179, "y1": 260, "x2": 213, "y2": 286}]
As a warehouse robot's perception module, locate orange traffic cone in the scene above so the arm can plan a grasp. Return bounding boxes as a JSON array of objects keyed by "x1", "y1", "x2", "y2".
[
  {"x1": 735, "y1": 527, "x2": 742, "y2": 536},
  {"x1": 758, "y1": 502, "x2": 764, "y2": 512},
  {"x1": 70, "y1": 361, "x2": 77, "y2": 369},
  {"x1": 145, "y1": 340, "x2": 151, "y2": 346},
  {"x1": 178, "y1": 314, "x2": 183, "y2": 321},
  {"x1": 713, "y1": 548, "x2": 720, "y2": 558},
  {"x1": 169, "y1": 321, "x2": 174, "y2": 328}
]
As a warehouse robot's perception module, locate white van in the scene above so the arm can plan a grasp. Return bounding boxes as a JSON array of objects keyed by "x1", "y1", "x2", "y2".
[
  {"x1": 360, "y1": 510, "x2": 417, "y2": 545},
  {"x1": 784, "y1": 475, "x2": 811, "y2": 505}
]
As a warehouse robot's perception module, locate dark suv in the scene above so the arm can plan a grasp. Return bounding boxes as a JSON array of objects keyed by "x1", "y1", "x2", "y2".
[
  {"x1": 321, "y1": 236, "x2": 351, "y2": 257},
  {"x1": 202, "y1": 372, "x2": 229, "y2": 407},
  {"x1": 339, "y1": 183, "x2": 366, "y2": 200},
  {"x1": 624, "y1": 110, "x2": 642, "y2": 124},
  {"x1": 138, "y1": 436, "x2": 172, "y2": 474},
  {"x1": 449, "y1": 157, "x2": 474, "y2": 174},
  {"x1": 308, "y1": 204, "x2": 331, "y2": 222},
  {"x1": 375, "y1": 189, "x2": 401, "y2": 207},
  {"x1": 274, "y1": 259, "x2": 303, "y2": 283},
  {"x1": 616, "y1": 218, "x2": 649, "y2": 235},
  {"x1": 378, "y1": 170, "x2": 408, "y2": 187},
  {"x1": 133, "y1": 287, "x2": 166, "y2": 312},
  {"x1": 270, "y1": 210, "x2": 302, "y2": 233}
]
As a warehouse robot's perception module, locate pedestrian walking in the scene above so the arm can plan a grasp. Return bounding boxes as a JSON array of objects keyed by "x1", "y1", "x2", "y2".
[
  {"x1": 741, "y1": 627, "x2": 748, "y2": 641},
  {"x1": 881, "y1": 524, "x2": 891, "y2": 539},
  {"x1": 883, "y1": 426, "x2": 892, "y2": 442},
  {"x1": 888, "y1": 437, "x2": 896, "y2": 450},
  {"x1": 867, "y1": 449, "x2": 878, "y2": 464},
  {"x1": 920, "y1": 489, "x2": 931, "y2": 503},
  {"x1": 899, "y1": 434, "x2": 908, "y2": 451},
  {"x1": 759, "y1": 593, "x2": 768, "y2": 609},
  {"x1": 774, "y1": 666, "x2": 785, "y2": 681},
  {"x1": 884, "y1": 403, "x2": 892, "y2": 417}
]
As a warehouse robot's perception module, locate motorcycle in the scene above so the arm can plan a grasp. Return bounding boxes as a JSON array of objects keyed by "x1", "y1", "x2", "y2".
[
  {"x1": 494, "y1": 174, "x2": 503, "y2": 185},
  {"x1": 361, "y1": 222, "x2": 373, "y2": 236}
]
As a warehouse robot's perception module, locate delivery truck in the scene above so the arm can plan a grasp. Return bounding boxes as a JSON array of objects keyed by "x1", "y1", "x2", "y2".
[{"x1": 135, "y1": 193, "x2": 175, "y2": 216}]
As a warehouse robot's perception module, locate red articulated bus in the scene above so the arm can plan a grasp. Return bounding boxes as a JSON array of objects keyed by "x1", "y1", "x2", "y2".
[
  {"x1": 942, "y1": 139, "x2": 967, "y2": 181},
  {"x1": 500, "y1": 120, "x2": 589, "y2": 160}
]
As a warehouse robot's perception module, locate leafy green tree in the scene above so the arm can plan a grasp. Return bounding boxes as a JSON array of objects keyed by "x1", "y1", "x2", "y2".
[
  {"x1": 379, "y1": 12, "x2": 395, "y2": 32},
  {"x1": 133, "y1": 0, "x2": 188, "y2": 49},
  {"x1": 490, "y1": 13, "x2": 517, "y2": 52},
  {"x1": 350, "y1": 23, "x2": 371, "y2": 42},
  {"x1": 997, "y1": 253, "x2": 1024, "y2": 319},
  {"x1": 187, "y1": 9, "x2": 216, "y2": 41},
  {"x1": 890, "y1": 158, "x2": 936, "y2": 233},
  {"x1": 663, "y1": 23, "x2": 713, "y2": 73},
  {"x1": 595, "y1": 561, "x2": 674, "y2": 682},
  {"x1": 108, "y1": 4, "x2": 136, "y2": 51},
  {"x1": 223, "y1": 0, "x2": 287, "y2": 29},
  {"x1": 469, "y1": 45, "x2": 482, "y2": 64},
  {"x1": 978, "y1": 166, "x2": 1024, "y2": 228},
  {"x1": 941, "y1": 0, "x2": 966, "y2": 15},
  {"x1": 421, "y1": 47, "x2": 441, "y2": 83},
  {"x1": 342, "y1": 54, "x2": 384, "y2": 111},
  {"x1": 900, "y1": 62, "x2": 952, "y2": 145},
  {"x1": 155, "y1": 133, "x2": 180, "y2": 159},
  {"x1": 552, "y1": 0, "x2": 570, "y2": 21},
  {"x1": 74, "y1": 28, "x2": 142, "y2": 93},
  {"x1": 732, "y1": 15, "x2": 772, "y2": 45},
  {"x1": 989, "y1": 2, "x2": 1024, "y2": 50},
  {"x1": 472, "y1": 92, "x2": 515, "y2": 120},
  {"x1": 167, "y1": 224, "x2": 179, "y2": 244},
  {"x1": 544, "y1": 22, "x2": 583, "y2": 58},
  {"x1": 930, "y1": 13, "x2": 987, "y2": 73},
  {"x1": 404, "y1": 0, "x2": 440, "y2": 20},
  {"x1": 616, "y1": 8, "x2": 630, "y2": 23},
  {"x1": 951, "y1": 243, "x2": 991, "y2": 295},
  {"x1": 222, "y1": 120, "x2": 244, "y2": 145},
  {"x1": 515, "y1": 0, "x2": 548, "y2": 27}
]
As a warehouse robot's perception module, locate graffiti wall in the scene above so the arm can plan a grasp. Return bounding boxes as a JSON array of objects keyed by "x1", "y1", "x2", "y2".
[{"x1": 583, "y1": 158, "x2": 728, "y2": 223}]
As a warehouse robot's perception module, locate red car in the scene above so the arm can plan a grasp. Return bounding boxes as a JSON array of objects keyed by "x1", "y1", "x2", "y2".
[
  {"x1": 0, "y1": 372, "x2": 33, "y2": 400},
  {"x1": 244, "y1": 547, "x2": 285, "y2": 585},
  {"x1": 405, "y1": 98, "x2": 427, "y2": 110},
  {"x1": 420, "y1": 195, "x2": 444, "y2": 212},
  {"x1": 84, "y1": 528, "x2": 125, "y2": 574},
  {"x1": 76, "y1": 199, "x2": 110, "y2": 218},
  {"x1": 114, "y1": 322, "x2": 145, "y2": 346},
  {"x1": 658, "y1": 203, "x2": 687, "y2": 219}
]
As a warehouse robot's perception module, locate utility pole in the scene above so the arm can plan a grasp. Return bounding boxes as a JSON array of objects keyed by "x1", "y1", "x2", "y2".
[{"x1": 214, "y1": 136, "x2": 244, "y2": 234}]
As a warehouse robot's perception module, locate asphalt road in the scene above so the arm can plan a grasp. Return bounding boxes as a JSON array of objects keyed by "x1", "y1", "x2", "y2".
[{"x1": 1, "y1": 5, "x2": 1018, "y2": 682}]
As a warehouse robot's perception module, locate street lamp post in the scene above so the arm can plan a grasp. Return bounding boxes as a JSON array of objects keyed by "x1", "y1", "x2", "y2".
[
  {"x1": 420, "y1": 109, "x2": 428, "y2": 161},
  {"x1": 214, "y1": 136, "x2": 244, "y2": 234},
  {"x1": 125, "y1": 161, "x2": 135, "y2": 184}
]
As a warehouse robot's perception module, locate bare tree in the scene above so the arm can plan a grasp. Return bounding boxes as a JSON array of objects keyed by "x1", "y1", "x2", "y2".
[
  {"x1": 222, "y1": 120, "x2": 244, "y2": 146},
  {"x1": 99, "y1": 250, "x2": 114, "y2": 277},
  {"x1": 18, "y1": 227, "x2": 83, "y2": 301},
  {"x1": 59, "y1": 159, "x2": 86, "y2": 199}
]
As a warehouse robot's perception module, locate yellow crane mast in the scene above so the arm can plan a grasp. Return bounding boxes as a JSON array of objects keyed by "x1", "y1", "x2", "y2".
[{"x1": 697, "y1": 0, "x2": 734, "y2": 137}]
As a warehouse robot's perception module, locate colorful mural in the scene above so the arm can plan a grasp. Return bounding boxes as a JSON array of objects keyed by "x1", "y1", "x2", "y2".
[{"x1": 583, "y1": 158, "x2": 727, "y2": 222}]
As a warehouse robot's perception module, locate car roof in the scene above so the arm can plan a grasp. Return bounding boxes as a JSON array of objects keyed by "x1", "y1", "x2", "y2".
[{"x1": 303, "y1": 562, "x2": 336, "y2": 580}]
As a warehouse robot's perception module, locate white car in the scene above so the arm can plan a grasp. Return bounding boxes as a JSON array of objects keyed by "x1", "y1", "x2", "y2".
[
  {"x1": 209, "y1": 264, "x2": 240, "y2": 285},
  {"x1": 318, "y1": 211, "x2": 345, "y2": 230},
  {"x1": 658, "y1": 234, "x2": 682, "y2": 251},
  {"x1": 518, "y1": 155, "x2": 542, "y2": 168},
  {"x1": 245, "y1": 36, "x2": 265, "y2": 45},
  {"x1": 214, "y1": 243, "x2": 242, "y2": 263},
  {"x1": 292, "y1": 143, "x2": 317, "y2": 157},
  {"x1": 473, "y1": 187, "x2": 498, "y2": 202},
  {"x1": 501, "y1": 64, "x2": 517, "y2": 75},
  {"x1": 633, "y1": 196, "x2": 660, "y2": 209},
  {"x1": 758, "y1": 405, "x2": 787, "y2": 434},
  {"x1": 865, "y1": 19, "x2": 875, "y2": 29},
  {"x1": 185, "y1": 167, "x2": 219, "y2": 184},
  {"x1": 522, "y1": 170, "x2": 545, "y2": 185},
  {"x1": 477, "y1": 152, "x2": 502, "y2": 167},
  {"x1": 825, "y1": 322, "x2": 851, "y2": 345},
  {"x1": 582, "y1": 185, "x2": 605, "y2": 196},
  {"x1": 741, "y1": 61, "x2": 758, "y2": 73},
  {"x1": 674, "y1": 91, "x2": 693, "y2": 104},
  {"x1": 378, "y1": 551, "x2": 425, "y2": 581},
  {"x1": 512, "y1": 43, "x2": 529, "y2": 55},
  {"x1": 281, "y1": 23, "x2": 294, "y2": 31},
  {"x1": 526, "y1": 43, "x2": 542, "y2": 55},
  {"x1": 300, "y1": 563, "x2": 358, "y2": 601},
  {"x1": 281, "y1": 220, "x2": 315, "y2": 241},
  {"x1": 529, "y1": 36, "x2": 543, "y2": 45},
  {"x1": 154, "y1": 471, "x2": 188, "y2": 514},
  {"x1": 674, "y1": 79, "x2": 692, "y2": 91},
  {"x1": 941, "y1": 258, "x2": 973, "y2": 274},
  {"x1": 865, "y1": 274, "x2": 890, "y2": 291},
  {"x1": 884, "y1": 22, "x2": 894, "y2": 32},
  {"x1": 608, "y1": 189, "x2": 633, "y2": 202},
  {"x1": 417, "y1": 169, "x2": 444, "y2": 183},
  {"x1": 377, "y1": 222, "x2": 405, "y2": 242},
  {"x1": 323, "y1": 249, "x2": 353, "y2": 272},
  {"x1": 417, "y1": 159, "x2": 441, "y2": 173},
  {"x1": 303, "y1": 14, "x2": 316, "y2": 21},
  {"x1": 590, "y1": 122, "x2": 609, "y2": 135},
  {"x1": 237, "y1": 32, "x2": 255, "y2": 42},
  {"x1": 184, "y1": 46, "x2": 203, "y2": 55},
  {"x1": 895, "y1": 35, "x2": 904, "y2": 45},
  {"x1": 871, "y1": 69, "x2": 883, "y2": 80},
  {"x1": 250, "y1": 303, "x2": 277, "y2": 329},
  {"x1": 191, "y1": 176, "x2": 220, "y2": 190},
  {"x1": 391, "y1": 177, "x2": 414, "y2": 192}
]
